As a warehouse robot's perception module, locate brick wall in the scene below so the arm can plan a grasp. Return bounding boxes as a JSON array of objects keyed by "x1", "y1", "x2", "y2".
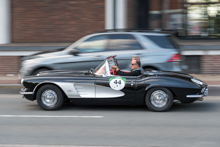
[
  {"x1": 201, "y1": 55, "x2": 220, "y2": 74},
  {"x1": 149, "y1": 0, "x2": 161, "y2": 11},
  {"x1": 127, "y1": 0, "x2": 138, "y2": 29},
  {"x1": 149, "y1": 0, "x2": 184, "y2": 29},
  {"x1": 0, "y1": 56, "x2": 20, "y2": 75},
  {"x1": 11, "y1": 0, "x2": 105, "y2": 43},
  {"x1": 169, "y1": 0, "x2": 184, "y2": 9},
  {"x1": 150, "y1": 0, "x2": 183, "y2": 11}
]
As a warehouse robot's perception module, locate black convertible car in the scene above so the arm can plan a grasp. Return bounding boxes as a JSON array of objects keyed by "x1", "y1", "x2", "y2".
[{"x1": 20, "y1": 56, "x2": 208, "y2": 112}]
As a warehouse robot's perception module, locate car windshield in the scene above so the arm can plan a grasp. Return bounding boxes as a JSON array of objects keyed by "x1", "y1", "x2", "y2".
[
  {"x1": 94, "y1": 60, "x2": 107, "y2": 75},
  {"x1": 94, "y1": 56, "x2": 117, "y2": 76}
]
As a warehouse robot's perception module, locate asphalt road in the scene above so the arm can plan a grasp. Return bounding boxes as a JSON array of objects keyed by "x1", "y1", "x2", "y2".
[{"x1": 0, "y1": 87, "x2": 220, "y2": 147}]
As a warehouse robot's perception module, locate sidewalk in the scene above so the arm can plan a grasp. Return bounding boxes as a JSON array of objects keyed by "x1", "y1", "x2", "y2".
[
  {"x1": 0, "y1": 75, "x2": 20, "y2": 85},
  {"x1": 0, "y1": 74, "x2": 220, "y2": 86}
]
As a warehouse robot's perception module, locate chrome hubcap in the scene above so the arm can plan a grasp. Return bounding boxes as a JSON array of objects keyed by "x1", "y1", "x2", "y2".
[
  {"x1": 150, "y1": 90, "x2": 168, "y2": 108},
  {"x1": 41, "y1": 90, "x2": 58, "y2": 107}
]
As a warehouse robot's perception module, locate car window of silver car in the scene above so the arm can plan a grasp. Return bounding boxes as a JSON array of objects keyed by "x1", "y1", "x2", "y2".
[
  {"x1": 144, "y1": 35, "x2": 177, "y2": 49},
  {"x1": 75, "y1": 35, "x2": 109, "y2": 53},
  {"x1": 107, "y1": 34, "x2": 143, "y2": 51}
]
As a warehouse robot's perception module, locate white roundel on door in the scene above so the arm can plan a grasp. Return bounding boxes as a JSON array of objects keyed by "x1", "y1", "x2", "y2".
[{"x1": 109, "y1": 77, "x2": 126, "y2": 91}]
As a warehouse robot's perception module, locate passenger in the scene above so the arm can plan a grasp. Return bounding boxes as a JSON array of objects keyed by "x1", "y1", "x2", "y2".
[
  {"x1": 111, "y1": 59, "x2": 141, "y2": 76},
  {"x1": 132, "y1": 55, "x2": 145, "y2": 74}
]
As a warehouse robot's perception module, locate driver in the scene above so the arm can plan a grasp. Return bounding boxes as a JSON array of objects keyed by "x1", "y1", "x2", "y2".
[
  {"x1": 111, "y1": 59, "x2": 141, "y2": 76},
  {"x1": 132, "y1": 55, "x2": 145, "y2": 74}
]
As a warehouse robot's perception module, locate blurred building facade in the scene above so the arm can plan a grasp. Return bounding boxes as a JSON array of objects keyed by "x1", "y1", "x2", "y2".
[{"x1": 0, "y1": 0, "x2": 220, "y2": 75}]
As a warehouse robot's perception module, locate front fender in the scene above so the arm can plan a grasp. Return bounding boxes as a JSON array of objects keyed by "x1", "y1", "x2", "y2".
[
  {"x1": 143, "y1": 76, "x2": 201, "y2": 101},
  {"x1": 144, "y1": 77, "x2": 199, "y2": 91}
]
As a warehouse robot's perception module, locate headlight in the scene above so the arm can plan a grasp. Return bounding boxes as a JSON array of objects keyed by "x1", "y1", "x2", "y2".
[
  {"x1": 191, "y1": 78, "x2": 203, "y2": 85},
  {"x1": 21, "y1": 79, "x2": 24, "y2": 85}
]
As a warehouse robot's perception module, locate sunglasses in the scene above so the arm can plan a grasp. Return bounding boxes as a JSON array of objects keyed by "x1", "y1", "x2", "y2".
[{"x1": 131, "y1": 63, "x2": 137, "y2": 66}]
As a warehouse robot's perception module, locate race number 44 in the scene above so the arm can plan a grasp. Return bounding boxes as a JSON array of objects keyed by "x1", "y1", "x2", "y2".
[{"x1": 109, "y1": 77, "x2": 126, "y2": 90}]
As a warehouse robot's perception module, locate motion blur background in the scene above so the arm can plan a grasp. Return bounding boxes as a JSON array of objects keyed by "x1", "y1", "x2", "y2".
[{"x1": 0, "y1": 0, "x2": 220, "y2": 79}]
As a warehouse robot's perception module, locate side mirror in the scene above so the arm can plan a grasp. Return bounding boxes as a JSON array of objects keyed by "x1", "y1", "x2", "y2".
[
  {"x1": 89, "y1": 68, "x2": 94, "y2": 74},
  {"x1": 70, "y1": 49, "x2": 79, "y2": 56}
]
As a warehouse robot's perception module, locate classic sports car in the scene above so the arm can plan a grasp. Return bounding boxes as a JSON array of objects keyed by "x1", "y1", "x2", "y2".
[{"x1": 20, "y1": 56, "x2": 208, "y2": 112}]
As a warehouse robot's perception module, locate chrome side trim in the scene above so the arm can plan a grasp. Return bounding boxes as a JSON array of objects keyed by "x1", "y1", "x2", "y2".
[
  {"x1": 96, "y1": 85, "x2": 124, "y2": 98},
  {"x1": 74, "y1": 83, "x2": 95, "y2": 98},
  {"x1": 33, "y1": 82, "x2": 81, "y2": 98},
  {"x1": 186, "y1": 95, "x2": 203, "y2": 98},
  {"x1": 55, "y1": 82, "x2": 82, "y2": 98},
  {"x1": 32, "y1": 82, "x2": 123, "y2": 99}
]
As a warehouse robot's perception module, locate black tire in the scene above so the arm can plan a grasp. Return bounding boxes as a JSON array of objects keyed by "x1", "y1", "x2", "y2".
[
  {"x1": 145, "y1": 87, "x2": 173, "y2": 112},
  {"x1": 32, "y1": 68, "x2": 50, "y2": 75},
  {"x1": 36, "y1": 84, "x2": 64, "y2": 110}
]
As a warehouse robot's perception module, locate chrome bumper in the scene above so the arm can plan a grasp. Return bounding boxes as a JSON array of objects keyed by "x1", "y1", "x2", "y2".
[
  {"x1": 187, "y1": 87, "x2": 208, "y2": 98},
  {"x1": 20, "y1": 88, "x2": 34, "y2": 95}
]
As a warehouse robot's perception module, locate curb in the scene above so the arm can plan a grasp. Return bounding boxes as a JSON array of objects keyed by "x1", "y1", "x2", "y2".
[{"x1": 0, "y1": 84, "x2": 22, "y2": 87}]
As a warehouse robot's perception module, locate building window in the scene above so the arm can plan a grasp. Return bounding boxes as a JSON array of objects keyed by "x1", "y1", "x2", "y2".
[{"x1": 185, "y1": 0, "x2": 220, "y2": 38}]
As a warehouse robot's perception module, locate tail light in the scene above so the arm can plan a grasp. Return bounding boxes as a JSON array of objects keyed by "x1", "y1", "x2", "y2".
[{"x1": 167, "y1": 54, "x2": 181, "y2": 62}]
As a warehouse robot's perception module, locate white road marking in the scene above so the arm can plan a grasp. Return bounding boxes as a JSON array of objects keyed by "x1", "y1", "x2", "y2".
[
  {"x1": 0, "y1": 115, "x2": 103, "y2": 118},
  {"x1": 0, "y1": 145, "x2": 124, "y2": 147}
]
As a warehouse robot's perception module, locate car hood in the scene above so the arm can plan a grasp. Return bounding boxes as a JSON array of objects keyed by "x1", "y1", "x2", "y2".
[
  {"x1": 144, "y1": 70, "x2": 194, "y2": 80},
  {"x1": 144, "y1": 70, "x2": 207, "y2": 87},
  {"x1": 21, "y1": 48, "x2": 67, "y2": 61}
]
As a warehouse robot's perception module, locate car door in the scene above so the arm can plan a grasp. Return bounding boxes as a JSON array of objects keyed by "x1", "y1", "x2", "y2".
[
  {"x1": 59, "y1": 35, "x2": 109, "y2": 70},
  {"x1": 95, "y1": 76, "x2": 136, "y2": 101}
]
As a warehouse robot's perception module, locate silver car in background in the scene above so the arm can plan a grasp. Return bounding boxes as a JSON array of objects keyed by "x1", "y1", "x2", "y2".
[{"x1": 20, "y1": 31, "x2": 182, "y2": 78}]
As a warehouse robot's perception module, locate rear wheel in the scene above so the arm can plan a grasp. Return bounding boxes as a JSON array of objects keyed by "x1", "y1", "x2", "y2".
[
  {"x1": 36, "y1": 84, "x2": 64, "y2": 110},
  {"x1": 145, "y1": 88, "x2": 173, "y2": 112}
]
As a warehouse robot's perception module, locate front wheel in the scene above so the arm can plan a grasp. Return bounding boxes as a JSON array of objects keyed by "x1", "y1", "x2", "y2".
[
  {"x1": 36, "y1": 84, "x2": 64, "y2": 110},
  {"x1": 145, "y1": 88, "x2": 173, "y2": 112}
]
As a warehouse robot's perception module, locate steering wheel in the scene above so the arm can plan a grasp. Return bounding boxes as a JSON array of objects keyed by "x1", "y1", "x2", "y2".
[{"x1": 110, "y1": 68, "x2": 117, "y2": 75}]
